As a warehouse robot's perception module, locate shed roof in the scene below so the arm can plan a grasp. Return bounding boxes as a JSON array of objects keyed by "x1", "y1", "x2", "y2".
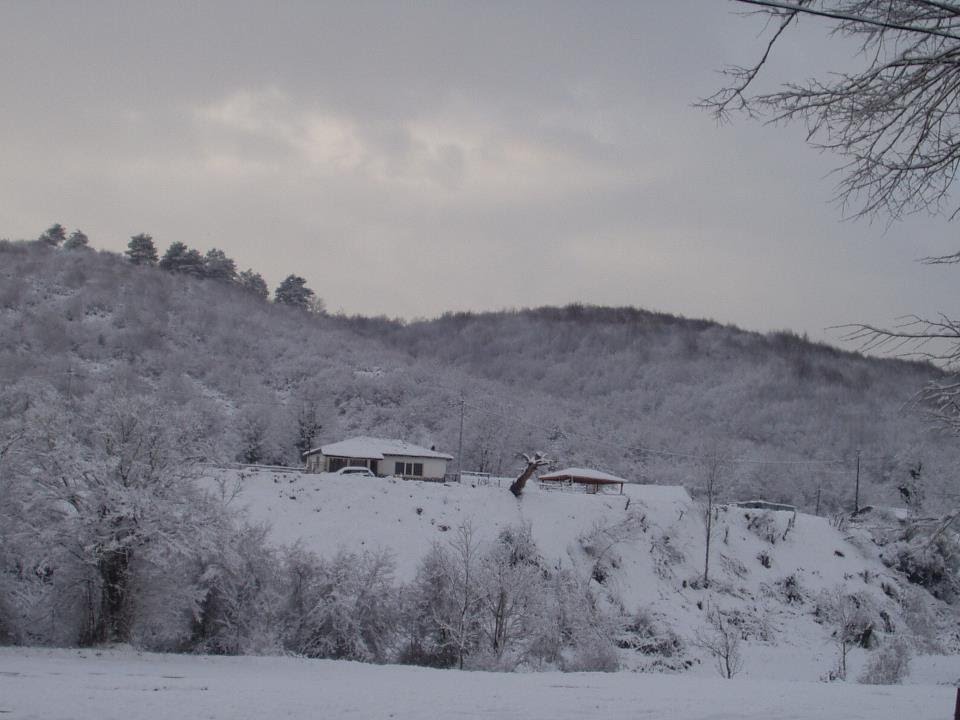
[
  {"x1": 539, "y1": 467, "x2": 626, "y2": 484},
  {"x1": 304, "y1": 436, "x2": 453, "y2": 460}
]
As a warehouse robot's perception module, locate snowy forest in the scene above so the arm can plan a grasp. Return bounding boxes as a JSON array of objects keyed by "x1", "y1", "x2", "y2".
[
  {"x1": 2, "y1": 233, "x2": 955, "y2": 510},
  {"x1": 1, "y1": 233, "x2": 959, "y2": 674}
]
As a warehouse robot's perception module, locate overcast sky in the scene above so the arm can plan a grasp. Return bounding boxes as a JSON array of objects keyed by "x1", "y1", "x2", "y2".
[{"x1": 2, "y1": 1, "x2": 957, "y2": 345}]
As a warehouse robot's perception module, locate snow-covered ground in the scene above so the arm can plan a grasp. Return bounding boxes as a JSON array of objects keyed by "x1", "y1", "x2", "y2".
[
  {"x1": 1, "y1": 647, "x2": 957, "y2": 720},
  {"x1": 3, "y1": 471, "x2": 953, "y2": 719},
  {"x1": 204, "y1": 468, "x2": 955, "y2": 679}
]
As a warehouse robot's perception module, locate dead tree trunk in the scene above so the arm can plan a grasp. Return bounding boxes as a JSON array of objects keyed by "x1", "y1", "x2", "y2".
[{"x1": 509, "y1": 453, "x2": 548, "y2": 497}]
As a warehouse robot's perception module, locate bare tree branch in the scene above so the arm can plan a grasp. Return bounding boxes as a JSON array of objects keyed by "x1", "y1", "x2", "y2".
[
  {"x1": 704, "y1": 0, "x2": 960, "y2": 220},
  {"x1": 735, "y1": 0, "x2": 960, "y2": 40}
]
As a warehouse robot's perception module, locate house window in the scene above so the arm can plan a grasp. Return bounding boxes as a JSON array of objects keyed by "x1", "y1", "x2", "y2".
[{"x1": 394, "y1": 461, "x2": 424, "y2": 477}]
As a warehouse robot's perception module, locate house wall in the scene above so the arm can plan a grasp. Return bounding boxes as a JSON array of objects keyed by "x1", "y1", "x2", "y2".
[
  {"x1": 381, "y1": 455, "x2": 448, "y2": 480},
  {"x1": 304, "y1": 453, "x2": 447, "y2": 479}
]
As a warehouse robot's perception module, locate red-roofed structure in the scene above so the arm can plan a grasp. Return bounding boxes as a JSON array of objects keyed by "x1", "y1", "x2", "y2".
[{"x1": 538, "y1": 467, "x2": 626, "y2": 495}]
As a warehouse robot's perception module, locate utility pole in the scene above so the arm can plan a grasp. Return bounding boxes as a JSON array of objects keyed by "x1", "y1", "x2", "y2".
[
  {"x1": 456, "y1": 394, "x2": 465, "y2": 483},
  {"x1": 853, "y1": 450, "x2": 861, "y2": 514}
]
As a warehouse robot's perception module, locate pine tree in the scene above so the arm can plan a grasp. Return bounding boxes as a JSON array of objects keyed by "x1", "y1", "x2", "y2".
[
  {"x1": 238, "y1": 269, "x2": 269, "y2": 300},
  {"x1": 38, "y1": 223, "x2": 66, "y2": 247},
  {"x1": 126, "y1": 234, "x2": 159, "y2": 265},
  {"x1": 159, "y1": 241, "x2": 204, "y2": 275},
  {"x1": 64, "y1": 230, "x2": 90, "y2": 250},
  {"x1": 274, "y1": 274, "x2": 315, "y2": 308},
  {"x1": 202, "y1": 248, "x2": 237, "y2": 283}
]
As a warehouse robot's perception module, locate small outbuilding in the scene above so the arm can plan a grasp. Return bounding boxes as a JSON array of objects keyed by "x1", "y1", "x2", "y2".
[
  {"x1": 302, "y1": 436, "x2": 453, "y2": 480},
  {"x1": 538, "y1": 467, "x2": 626, "y2": 495}
]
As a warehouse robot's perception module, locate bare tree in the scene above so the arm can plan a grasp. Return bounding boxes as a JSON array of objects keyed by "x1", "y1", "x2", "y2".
[
  {"x1": 477, "y1": 525, "x2": 542, "y2": 663},
  {"x1": 424, "y1": 521, "x2": 484, "y2": 669},
  {"x1": 694, "y1": 605, "x2": 744, "y2": 679},
  {"x1": 508, "y1": 452, "x2": 549, "y2": 497},
  {"x1": 704, "y1": 1, "x2": 960, "y2": 472},
  {"x1": 702, "y1": 1, "x2": 960, "y2": 222},
  {"x1": 841, "y1": 315, "x2": 960, "y2": 435}
]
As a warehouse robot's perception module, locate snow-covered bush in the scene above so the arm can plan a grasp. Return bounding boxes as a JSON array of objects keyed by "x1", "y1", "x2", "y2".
[
  {"x1": 528, "y1": 566, "x2": 620, "y2": 672},
  {"x1": 888, "y1": 532, "x2": 960, "y2": 603},
  {"x1": 0, "y1": 576, "x2": 16, "y2": 645},
  {"x1": 746, "y1": 511, "x2": 780, "y2": 545},
  {"x1": 127, "y1": 556, "x2": 205, "y2": 652},
  {"x1": 777, "y1": 574, "x2": 804, "y2": 604},
  {"x1": 563, "y1": 634, "x2": 620, "y2": 672},
  {"x1": 900, "y1": 586, "x2": 945, "y2": 653},
  {"x1": 473, "y1": 524, "x2": 544, "y2": 668},
  {"x1": 0, "y1": 554, "x2": 79, "y2": 647},
  {"x1": 398, "y1": 523, "x2": 484, "y2": 669},
  {"x1": 281, "y1": 547, "x2": 399, "y2": 662},
  {"x1": 858, "y1": 638, "x2": 911, "y2": 685},
  {"x1": 399, "y1": 524, "x2": 619, "y2": 673},
  {"x1": 723, "y1": 607, "x2": 775, "y2": 643},
  {"x1": 191, "y1": 523, "x2": 283, "y2": 655},
  {"x1": 578, "y1": 513, "x2": 645, "y2": 585},
  {"x1": 619, "y1": 607, "x2": 684, "y2": 658},
  {"x1": 398, "y1": 538, "x2": 476, "y2": 668},
  {"x1": 650, "y1": 534, "x2": 684, "y2": 579}
]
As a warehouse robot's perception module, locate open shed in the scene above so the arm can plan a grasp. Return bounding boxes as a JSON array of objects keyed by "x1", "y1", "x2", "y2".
[{"x1": 538, "y1": 467, "x2": 626, "y2": 495}]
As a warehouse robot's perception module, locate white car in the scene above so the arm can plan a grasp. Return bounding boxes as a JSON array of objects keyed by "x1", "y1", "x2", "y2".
[{"x1": 333, "y1": 466, "x2": 376, "y2": 477}]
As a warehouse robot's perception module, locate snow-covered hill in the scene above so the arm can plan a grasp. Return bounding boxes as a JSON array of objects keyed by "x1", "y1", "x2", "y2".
[
  {"x1": 210, "y1": 468, "x2": 955, "y2": 679},
  {"x1": 5, "y1": 240, "x2": 958, "y2": 517}
]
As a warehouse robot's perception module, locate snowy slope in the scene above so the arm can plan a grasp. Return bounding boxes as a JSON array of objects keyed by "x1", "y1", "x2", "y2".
[
  {"x1": 205, "y1": 468, "x2": 948, "y2": 679},
  {"x1": 212, "y1": 469, "x2": 688, "y2": 580}
]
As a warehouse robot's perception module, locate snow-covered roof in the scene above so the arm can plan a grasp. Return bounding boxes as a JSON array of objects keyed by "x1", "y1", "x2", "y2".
[
  {"x1": 306, "y1": 436, "x2": 453, "y2": 461},
  {"x1": 539, "y1": 467, "x2": 626, "y2": 484}
]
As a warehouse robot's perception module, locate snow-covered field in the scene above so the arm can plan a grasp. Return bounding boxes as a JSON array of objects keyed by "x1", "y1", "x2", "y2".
[
  {"x1": 1, "y1": 646, "x2": 957, "y2": 720},
  {"x1": 3, "y1": 472, "x2": 956, "y2": 719}
]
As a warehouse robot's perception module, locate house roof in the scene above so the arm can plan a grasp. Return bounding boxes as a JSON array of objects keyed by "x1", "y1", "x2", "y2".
[
  {"x1": 304, "y1": 436, "x2": 453, "y2": 461},
  {"x1": 539, "y1": 467, "x2": 627, "y2": 484}
]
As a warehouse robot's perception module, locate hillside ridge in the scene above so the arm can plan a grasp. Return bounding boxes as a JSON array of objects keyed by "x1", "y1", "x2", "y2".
[{"x1": 1, "y1": 239, "x2": 956, "y2": 514}]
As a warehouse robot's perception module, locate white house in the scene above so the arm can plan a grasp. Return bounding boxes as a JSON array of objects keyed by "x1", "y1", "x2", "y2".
[{"x1": 302, "y1": 436, "x2": 453, "y2": 480}]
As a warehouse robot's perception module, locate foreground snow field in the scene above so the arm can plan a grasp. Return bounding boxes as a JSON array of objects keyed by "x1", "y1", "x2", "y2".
[{"x1": 1, "y1": 647, "x2": 957, "y2": 720}]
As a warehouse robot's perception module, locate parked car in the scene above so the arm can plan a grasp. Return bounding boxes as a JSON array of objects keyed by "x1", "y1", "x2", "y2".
[{"x1": 333, "y1": 466, "x2": 376, "y2": 477}]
